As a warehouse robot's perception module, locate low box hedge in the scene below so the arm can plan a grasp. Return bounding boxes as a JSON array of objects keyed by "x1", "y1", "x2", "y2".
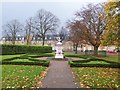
[
  {"x1": 1, "y1": 55, "x2": 50, "y2": 66},
  {"x1": 2, "y1": 60, "x2": 49, "y2": 66},
  {"x1": 1, "y1": 44, "x2": 52, "y2": 55},
  {"x1": 68, "y1": 58, "x2": 120, "y2": 68}
]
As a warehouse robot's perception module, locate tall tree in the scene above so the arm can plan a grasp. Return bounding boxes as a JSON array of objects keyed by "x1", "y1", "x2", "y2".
[
  {"x1": 68, "y1": 4, "x2": 106, "y2": 56},
  {"x1": 33, "y1": 9, "x2": 59, "y2": 46},
  {"x1": 67, "y1": 20, "x2": 87, "y2": 54},
  {"x1": 25, "y1": 17, "x2": 34, "y2": 45},
  {"x1": 102, "y1": 0, "x2": 120, "y2": 48},
  {"x1": 3, "y1": 19, "x2": 22, "y2": 44},
  {"x1": 58, "y1": 27, "x2": 69, "y2": 42}
]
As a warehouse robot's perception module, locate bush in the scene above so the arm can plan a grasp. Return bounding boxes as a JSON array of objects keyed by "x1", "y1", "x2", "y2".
[
  {"x1": 1, "y1": 44, "x2": 52, "y2": 55},
  {"x1": 19, "y1": 54, "x2": 28, "y2": 59},
  {"x1": 2, "y1": 60, "x2": 50, "y2": 66},
  {"x1": 1, "y1": 53, "x2": 50, "y2": 66},
  {"x1": 68, "y1": 58, "x2": 120, "y2": 68},
  {"x1": 64, "y1": 53, "x2": 80, "y2": 57},
  {"x1": 1, "y1": 57, "x2": 50, "y2": 66}
]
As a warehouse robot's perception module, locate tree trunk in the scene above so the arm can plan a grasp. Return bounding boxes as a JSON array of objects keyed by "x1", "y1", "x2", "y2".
[
  {"x1": 75, "y1": 43, "x2": 78, "y2": 54},
  {"x1": 42, "y1": 36, "x2": 45, "y2": 46},
  {"x1": 12, "y1": 40, "x2": 15, "y2": 44},
  {"x1": 94, "y1": 46, "x2": 99, "y2": 56},
  {"x1": 26, "y1": 36, "x2": 29, "y2": 45},
  {"x1": 12, "y1": 36, "x2": 16, "y2": 44}
]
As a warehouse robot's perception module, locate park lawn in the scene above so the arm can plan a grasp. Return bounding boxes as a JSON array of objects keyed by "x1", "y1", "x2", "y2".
[
  {"x1": 73, "y1": 67, "x2": 120, "y2": 89},
  {"x1": 2, "y1": 65, "x2": 46, "y2": 88},
  {"x1": 97, "y1": 55, "x2": 120, "y2": 63},
  {"x1": 83, "y1": 61, "x2": 109, "y2": 64},
  {"x1": 0, "y1": 54, "x2": 24, "y2": 61},
  {"x1": 10, "y1": 59, "x2": 33, "y2": 62}
]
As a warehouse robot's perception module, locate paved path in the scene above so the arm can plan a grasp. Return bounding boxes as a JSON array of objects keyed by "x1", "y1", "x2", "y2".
[{"x1": 42, "y1": 60, "x2": 79, "y2": 88}]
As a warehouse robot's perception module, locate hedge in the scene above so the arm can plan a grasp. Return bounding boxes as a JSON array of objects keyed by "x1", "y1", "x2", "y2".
[
  {"x1": 1, "y1": 44, "x2": 52, "y2": 55},
  {"x1": 1, "y1": 56, "x2": 50, "y2": 66},
  {"x1": 2, "y1": 60, "x2": 49, "y2": 66},
  {"x1": 68, "y1": 59, "x2": 120, "y2": 68}
]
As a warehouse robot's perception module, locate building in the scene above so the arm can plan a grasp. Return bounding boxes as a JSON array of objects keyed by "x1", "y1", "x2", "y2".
[{"x1": 0, "y1": 35, "x2": 117, "y2": 52}]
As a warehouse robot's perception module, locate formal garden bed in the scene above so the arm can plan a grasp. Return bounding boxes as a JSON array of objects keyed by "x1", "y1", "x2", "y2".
[
  {"x1": 68, "y1": 59, "x2": 120, "y2": 68},
  {"x1": 0, "y1": 44, "x2": 53, "y2": 89},
  {"x1": 65, "y1": 53, "x2": 120, "y2": 89},
  {"x1": 1, "y1": 45, "x2": 119, "y2": 89},
  {"x1": 1, "y1": 54, "x2": 50, "y2": 66}
]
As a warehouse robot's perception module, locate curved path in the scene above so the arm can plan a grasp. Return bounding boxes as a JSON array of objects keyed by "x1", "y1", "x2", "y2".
[{"x1": 41, "y1": 60, "x2": 79, "y2": 88}]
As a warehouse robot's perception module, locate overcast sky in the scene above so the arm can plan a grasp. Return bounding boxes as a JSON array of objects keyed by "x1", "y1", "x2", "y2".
[{"x1": 0, "y1": 0, "x2": 108, "y2": 38}]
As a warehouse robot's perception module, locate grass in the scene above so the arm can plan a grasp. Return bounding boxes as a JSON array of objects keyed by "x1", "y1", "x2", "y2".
[
  {"x1": 10, "y1": 59, "x2": 33, "y2": 62},
  {"x1": 27, "y1": 53, "x2": 55, "y2": 58},
  {"x1": 73, "y1": 67, "x2": 120, "y2": 89},
  {"x1": 82, "y1": 61, "x2": 109, "y2": 64},
  {"x1": 2, "y1": 65, "x2": 46, "y2": 88},
  {"x1": 0, "y1": 54, "x2": 24, "y2": 61},
  {"x1": 97, "y1": 55, "x2": 119, "y2": 63}
]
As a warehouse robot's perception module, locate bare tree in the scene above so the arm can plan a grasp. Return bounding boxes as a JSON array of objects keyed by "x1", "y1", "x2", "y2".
[
  {"x1": 67, "y1": 21, "x2": 84, "y2": 54},
  {"x1": 33, "y1": 9, "x2": 60, "y2": 46},
  {"x1": 3, "y1": 19, "x2": 23, "y2": 44},
  {"x1": 24, "y1": 17, "x2": 34, "y2": 45},
  {"x1": 68, "y1": 4, "x2": 106, "y2": 56},
  {"x1": 58, "y1": 27, "x2": 69, "y2": 42}
]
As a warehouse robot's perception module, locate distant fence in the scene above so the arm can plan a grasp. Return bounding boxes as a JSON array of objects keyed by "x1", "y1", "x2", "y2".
[{"x1": 85, "y1": 50, "x2": 107, "y2": 57}]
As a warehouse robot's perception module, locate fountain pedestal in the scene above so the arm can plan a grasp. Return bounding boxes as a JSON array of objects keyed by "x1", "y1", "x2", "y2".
[{"x1": 55, "y1": 41, "x2": 64, "y2": 59}]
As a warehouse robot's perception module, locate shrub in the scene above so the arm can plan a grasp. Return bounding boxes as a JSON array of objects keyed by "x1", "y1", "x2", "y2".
[
  {"x1": 1, "y1": 58, "x2": 50, "y2": 66},
  {"x1": 64, "y1": 54, "x2": 80, "y2": 57},
  {"x1": 19, "y1": 54, "x2": 28, "y2": 59},
  {"x1": 68, "y1": 58, "x2": 120, "y2": 68},
  {"x1": 1, "y1": 44, "x2": 52, "y2": 55},
  {"x1": 2, "y1": 60, "x2": 50, "y2": 66}
]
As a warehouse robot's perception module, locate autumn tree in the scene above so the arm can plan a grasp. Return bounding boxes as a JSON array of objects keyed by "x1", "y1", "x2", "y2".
[
  {"x1": 68, "y1": 4, "x2": 106, "y2": 56},
  {"x1": 102, "y1": 0, "x2": 120, "y2": 48},
  {"x1": 3, "y1": 19, "x2": 23, "y2": 44},
  {"x1": 33, "y1": 9, "x2": 59, "y2": 46},
  {"x1": 67, "y1": 20, "x2": 88, "y2": 54},
  {"x1": 24, "y1": 17, "x2": 34, "y2": 45}
]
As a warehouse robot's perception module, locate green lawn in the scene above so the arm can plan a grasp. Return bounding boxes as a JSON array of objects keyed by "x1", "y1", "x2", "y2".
[
  {"x1": 97, "y1": 55, "x2": 119, "y2": 63},
  {"x1": 0, "y1": 54, "x2": 24, "y2": 61},
  {"x1": 83, "y1": 61, "x2": 109, "y2": 64},
  {"x1": 73, "y1": 67, "x2": 120, "y2": 89},
  {"x1": 10, "y1": 59, "x2": 33, "y2": 62},
  {"x1": 2, "y1": 65, "x2": 46, "y2": 88}
]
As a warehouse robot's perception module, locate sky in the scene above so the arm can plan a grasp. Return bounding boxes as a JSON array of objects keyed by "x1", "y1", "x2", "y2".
[{"x1": 0, "y1": 0, "x2": 108, "y2": 38}]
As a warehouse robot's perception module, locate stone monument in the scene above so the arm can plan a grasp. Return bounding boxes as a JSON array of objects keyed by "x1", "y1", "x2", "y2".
[{"x1": 55, "y1": 38, "x2": 64, "y2": 59}]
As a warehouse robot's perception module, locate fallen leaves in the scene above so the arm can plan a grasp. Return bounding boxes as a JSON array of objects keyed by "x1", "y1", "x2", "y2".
[
  {"x1": 72, "y1": 67, "x2": 120, "y2": 88},
  {"x1": 2, "y1": 65, "x2": 46, "y2": 88}
]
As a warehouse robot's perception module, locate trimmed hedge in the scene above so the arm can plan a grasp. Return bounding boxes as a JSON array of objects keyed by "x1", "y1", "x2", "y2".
[
  {"x1": 1, "y1": 57, "x2": 50, "y2": 66},
  {"x1": 1, "y1": 44, "x2": 52, "y2": 55},
  {"x1": 68, "y1": 59, "x2": 120, "y2": 68},
  {"x1": 1, "y1": 54, "x2": 50, "y2": 66},
  {"x1": 2, "y1": 60, "x2": 49, "y2": 66}
]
